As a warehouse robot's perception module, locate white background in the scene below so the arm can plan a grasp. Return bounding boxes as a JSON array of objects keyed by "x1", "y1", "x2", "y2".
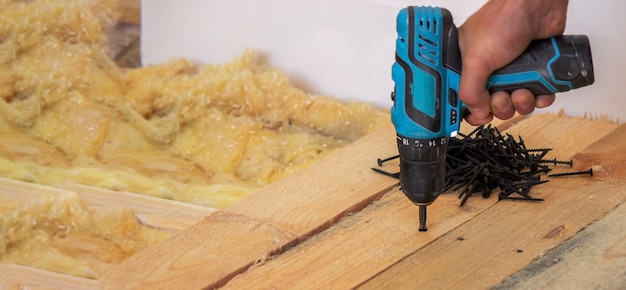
[{"x1": 142, "y1": 0, "x2": 625, "y2": 122}]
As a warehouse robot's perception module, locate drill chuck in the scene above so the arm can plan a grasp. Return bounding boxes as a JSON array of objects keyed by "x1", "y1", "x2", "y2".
[{"x1": 396, "y1": 136, "x2": 447, "y2": 206}]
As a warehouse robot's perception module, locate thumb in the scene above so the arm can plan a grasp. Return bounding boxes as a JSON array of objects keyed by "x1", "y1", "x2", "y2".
[{"x1": 459, "y1": 55, "x2": 493, "y2": 121}]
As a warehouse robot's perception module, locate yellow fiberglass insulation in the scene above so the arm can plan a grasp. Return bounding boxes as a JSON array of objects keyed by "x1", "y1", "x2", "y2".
[
  {"x1": 0, "y1": 0, "x2": 390, "y2": 208},
  {"x1": 0, "y1": 0, "x2": 390, "y2": 279}
]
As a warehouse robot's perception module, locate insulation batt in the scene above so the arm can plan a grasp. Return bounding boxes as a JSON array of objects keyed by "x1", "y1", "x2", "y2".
[{"x1": 0, "y1": 0, "x2": 389, "y2": 279}]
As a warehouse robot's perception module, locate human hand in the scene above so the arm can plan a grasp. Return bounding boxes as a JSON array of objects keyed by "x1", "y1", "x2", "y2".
[{"x1": 458, "y1": 0, "x2": 569, "y2": 125}]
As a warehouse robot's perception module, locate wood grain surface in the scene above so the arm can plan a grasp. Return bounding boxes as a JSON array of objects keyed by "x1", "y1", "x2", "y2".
[
  {"x1": 360, "y1": 116, "x2": 626, "y2": 289},
  {"x1": 100, "y1": 113, "x2": 626, "y2": 289},
  {"x1": 0, "y1": 178, "x2": 214, "y2": 289},
  {"x1": 494, "y1": 124, "x2": 626, "y2": 290},
  {"x1": 222, "y1": 113, "x2": 625, "y2": 289},
  {"x1": 0, "y1": 264, "x2": 99, "y2": 290},
  {"x1": 101, "y1": 124, "x2": 400, "y2": 289},
  {"x1": 61, "y1": 183, "x2": 215, "y2": 232},
  {"x1": 495, "y1": 199, "x2": 626, "y2": 290}
]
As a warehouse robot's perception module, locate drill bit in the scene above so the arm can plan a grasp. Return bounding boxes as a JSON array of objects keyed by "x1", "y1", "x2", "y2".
[{"x1": 418, "y1": 205, "x2": 428, "y2": 232}]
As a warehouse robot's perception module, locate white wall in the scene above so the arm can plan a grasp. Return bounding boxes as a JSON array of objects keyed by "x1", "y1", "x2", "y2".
[{"x1": 142, "y1": 0, "x2": 625, "y2": 122}]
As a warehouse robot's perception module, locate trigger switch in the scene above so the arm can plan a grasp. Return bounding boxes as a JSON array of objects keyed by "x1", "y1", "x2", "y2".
[{"x1": 448, "y1": 88, "x2": 458, "y2": 106}]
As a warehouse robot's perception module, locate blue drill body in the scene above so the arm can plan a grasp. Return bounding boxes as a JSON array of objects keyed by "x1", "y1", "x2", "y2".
[
  {"x1": 392, "y1": 7, "x2": 462, "y2": 142},
  {"x1": 391, "y1": 6, "x2": 594, "y2": 231}
]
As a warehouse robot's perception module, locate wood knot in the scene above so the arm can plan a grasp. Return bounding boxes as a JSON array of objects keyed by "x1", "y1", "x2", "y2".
[{"x1": 544, "y1": 225, "x2": 565, "y2": 239}]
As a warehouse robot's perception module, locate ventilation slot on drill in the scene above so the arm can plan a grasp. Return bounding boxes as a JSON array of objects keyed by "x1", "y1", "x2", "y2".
[
  {"x1": 417, "y1": 34, "x2": 438, "y2": 65},
  {"x1": 419, "y1": 18, "x2": 437, "y2": 33}
]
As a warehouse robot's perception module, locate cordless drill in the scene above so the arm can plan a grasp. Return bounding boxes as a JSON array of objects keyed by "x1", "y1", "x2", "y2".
[{"x1": 391, "y1": 6, "x2": 594, "y2": 231}]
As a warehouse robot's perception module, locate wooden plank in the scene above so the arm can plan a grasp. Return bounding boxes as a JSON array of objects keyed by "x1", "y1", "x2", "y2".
[
  {"x1": 0, "y1": 179, "x2": 215, "y2": 286},
  {"x1": 0, "y1": 178, "x2": 215, "y2": 233},
  {"x1": 221, "y1": 186, "x2": 497, "y2": 289},
  {"x1": 360, "y1": 119, "x2": 626, "y2": 289},
  {"x1": 60, "y1": 183, "x2": 215, "y2": 232},
  {"x1": 494, "y1": 200, "x2": 626, "y2": 290},
  {"x1": 101, "y1": 113, "x2": 622, "y2": 289},
  {"x1": 217, "y1": 113, "x2": 623, "y2": 289},
  {"x1": 493, "y1": 122, "x2": 626, "y2": 289},
  {"x1": 0, "y1": 263, "x2": 99, "y2": 290},
  {"x1": 100, "y1": 124, "x2": 400, "y2": 289}
]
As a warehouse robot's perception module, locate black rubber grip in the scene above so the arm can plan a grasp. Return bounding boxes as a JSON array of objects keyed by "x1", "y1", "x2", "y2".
[{"x1": 488, "y1": 35, "x2": 594, "y2": 95}]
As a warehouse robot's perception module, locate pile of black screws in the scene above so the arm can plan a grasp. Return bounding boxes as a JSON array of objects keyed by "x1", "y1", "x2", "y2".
[{"x1": 373, "y1": 125, "x2": 594, "y2": 206}]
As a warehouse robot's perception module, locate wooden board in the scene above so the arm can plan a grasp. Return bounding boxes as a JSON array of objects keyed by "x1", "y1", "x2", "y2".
[
  {"x1": 99, "y1": 113, "x2": 626, "y2": 289},
  {"x1": 221, "y1": 113, "x2": 626, "y2": 289},
  {"x1": 0, "y1": 264, "x2": 99, "y2": 290},
  {"x1": 494, "y1": 199, "x2": 626, "y2": 290},
  {"x1": 0, "y1": 178, "x2": 214, "y2": 289},
  {"x1": 101, "y1": 122, "x2": 400, "y2": 289},
  {"x1": 2, "y1": 113, "x2": 624, "y2": 288},
  {"x1": 60, "y1": 183, "x2": 215, "y2": 232},
  {"x1": 0, "y1": 179, "x2": 215, "y2": 233},
  {"x1": 359, "y1": 118, "x2": 626, "y2": 289}
]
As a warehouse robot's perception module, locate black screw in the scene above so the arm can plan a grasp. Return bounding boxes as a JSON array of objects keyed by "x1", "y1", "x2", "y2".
[
  {"x1": 548, "y1": 167, "x2": 593, "y2": 178},
  {"x1": 527, "y1": 148, "x2": 553, "y2": 158},
  {"x1": 377, "y1": 155, "x2": 399, "y2": 166},
  {"x1": 370, "y1": 167, "x2": 400, "y2": 179},
  {"x1": 538, "y1": 158, "x2": 573, "y2": 167},
  {"x1": 445, "y1": 164, "x2": 472, "y2": 177},
  {"x1": 509, "y1": 179, "x2": 550, "y2": 188},
  {"x1": 499, "y1": 196, "x2": 545, "y2": 202}
]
